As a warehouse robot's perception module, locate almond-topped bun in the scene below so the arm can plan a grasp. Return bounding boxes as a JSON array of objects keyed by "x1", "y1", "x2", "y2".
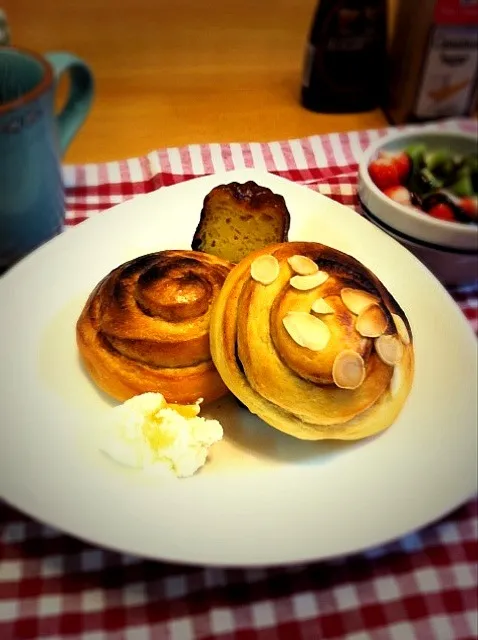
[
  {"x1": 209, "y1": 242, "x2": 414, "y2": 441},
  {"x1": 191, "y1": 181, "x2": 290, "y2": 263},
  {"x1": 77, "y1": 250, "x2": 233, "y2": 404}
]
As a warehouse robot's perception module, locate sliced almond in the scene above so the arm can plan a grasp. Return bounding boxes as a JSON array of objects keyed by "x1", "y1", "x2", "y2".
[
  {"x1": 290, "y1": 271, "x2": 329, "y2": 291},
  {"x1": 390, "y1": 365, "x2": 402, "y2": 398},
  {"x1": 282, "y1": 311, "x2": 331, "y2": 351},
  {"x1": 287, "y1": 254, "x2": 319, "y2": 276},
  {"x1": 341, "y1": 288, "x2": 379, "y2": 315},
  {"x1": 356, "y1": 305, "x2": 388, "y2": 338},
  {"x1": 392, "y1": 313, "x2": 411, "y2": 345},
  {"x1": 332, "y1": 350, "x2": 366, "y2": 390},
  {"x1": 250, "y1": 254, "x2": 280, "y2": 285},
  {"x1": 375, "y1": 334, "x2": 404, "y2": 366},
  {"x1": 311, "y1": 297, "x2": 335, "y2": 315}
]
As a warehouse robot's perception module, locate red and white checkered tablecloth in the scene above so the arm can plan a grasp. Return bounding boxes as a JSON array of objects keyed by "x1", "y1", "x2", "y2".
[{"x1": 1, "y1": 119, "x2": 477, "y2": 640}]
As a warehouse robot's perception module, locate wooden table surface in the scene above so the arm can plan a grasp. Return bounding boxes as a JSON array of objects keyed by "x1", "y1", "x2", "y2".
[{"x1": 6, "y1": 0, "x2": 396, "y2": 164}]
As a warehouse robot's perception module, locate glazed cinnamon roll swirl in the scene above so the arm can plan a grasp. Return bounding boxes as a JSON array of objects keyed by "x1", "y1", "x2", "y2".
[
  {"x1": 210, "y1": 242, "x2": 414, "y2": 440},
  {"x1": 77, "y1": 250, "x2": 233, "y2": 404}
]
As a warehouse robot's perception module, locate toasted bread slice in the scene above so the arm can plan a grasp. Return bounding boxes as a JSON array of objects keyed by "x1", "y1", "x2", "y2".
[{"x1": 191, "y1": 181, "x2": 290, "y2": 263}]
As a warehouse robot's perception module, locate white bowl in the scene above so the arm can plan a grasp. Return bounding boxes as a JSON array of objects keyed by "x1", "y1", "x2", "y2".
[
  {"x1": 360, "y1": 208, "x2": 478, "y2": 286},
  {"x1": 357, "y1": 129, "x2": 478, "y2": 286}
]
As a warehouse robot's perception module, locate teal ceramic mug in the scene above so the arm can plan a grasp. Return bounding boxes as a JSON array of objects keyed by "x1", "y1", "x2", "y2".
[{"x1": 0, "y1": 46, "x2": 94, "y2": 270}]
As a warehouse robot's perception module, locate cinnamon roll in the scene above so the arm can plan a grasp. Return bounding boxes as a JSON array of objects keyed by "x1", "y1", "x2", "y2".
[
  {"x1": 209, "y1": 242, "x2": 414, "y2": 440},
  {"x1": 77, "y1": 250, "x2": 233, "y2": 404}
]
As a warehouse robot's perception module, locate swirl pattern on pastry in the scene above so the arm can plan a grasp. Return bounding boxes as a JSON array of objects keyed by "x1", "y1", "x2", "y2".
[
  {"x1": 77, "y1": 250, "x2": 233, "y2": 404},
  {"x1": 210, "y1": 242, "x2": 414, "y2": 440}
]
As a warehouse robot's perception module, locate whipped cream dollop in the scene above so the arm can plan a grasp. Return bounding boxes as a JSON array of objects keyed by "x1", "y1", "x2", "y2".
[{"x1": 100, "y1": 392, "x2": 223, "y2": 478}]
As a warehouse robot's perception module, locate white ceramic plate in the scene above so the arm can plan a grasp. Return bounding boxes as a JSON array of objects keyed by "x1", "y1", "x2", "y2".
[{"x1": 1, "y1": 169, "x2": 476, "y2": 567}]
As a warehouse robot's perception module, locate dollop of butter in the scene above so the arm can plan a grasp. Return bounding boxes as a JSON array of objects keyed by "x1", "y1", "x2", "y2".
[{"x1": 100, "y1": 392, "x2": 223, "y2": 478}]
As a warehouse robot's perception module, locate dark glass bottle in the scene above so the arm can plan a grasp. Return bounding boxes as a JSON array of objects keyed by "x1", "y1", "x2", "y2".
[{"x1": 301, "y1": 0, "x2": 387, "y2": 113}]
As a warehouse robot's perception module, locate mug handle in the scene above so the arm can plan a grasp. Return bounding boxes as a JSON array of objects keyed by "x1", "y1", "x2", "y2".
[{"x1": 44, "y1": 52, "x2": 94, "y2": 155}]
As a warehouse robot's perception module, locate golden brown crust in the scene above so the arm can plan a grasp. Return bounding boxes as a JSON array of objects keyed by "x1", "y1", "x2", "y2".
[
  {"x1": 191, "y1": 181, "x2": 291, "y2": 263},
  {"x1": 77, "y1": 250, "x2": 233, "y2": 404},
  {"x1": 209, "y1": 242, "x2": 414, "y2": 440}
]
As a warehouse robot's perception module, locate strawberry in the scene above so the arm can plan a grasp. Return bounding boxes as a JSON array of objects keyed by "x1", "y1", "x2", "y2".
[
  {"x1": 368, "y1": 158, "x2": 400, "y2": 191},
  {"x1": 458, "y1": 196, "x2": 478, "y2": 222},
  {"x1": 382, "y1": 185, "x2": 412, "y2": 206},
  {"x1": 378, "y1": 151, "x2": 411, "y2": 183},
  {"x1": 428, "y1": 203, "x2": 456, "y2": 223}
]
